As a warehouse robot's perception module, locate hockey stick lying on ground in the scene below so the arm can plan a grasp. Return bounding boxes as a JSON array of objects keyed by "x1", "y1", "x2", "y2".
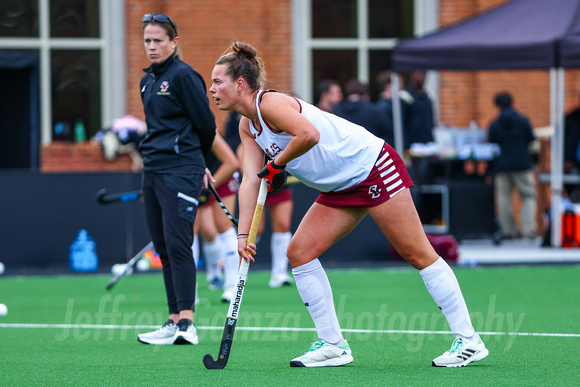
[
  {"x1": 106, "y1": 241, "x2": 154, "y2": 290},
  {"x1": 96, "y1": 176, "x2": 298, "y2": 206},
  {"x1": 203, "y1": 178, "x2": 269, "y2": 370},
  {"x1": 104, "y1": 183, "x2": 240, "y2": 291},
  {"x1": 96, "y1": 188, "x2": 142, "y2": 204}
]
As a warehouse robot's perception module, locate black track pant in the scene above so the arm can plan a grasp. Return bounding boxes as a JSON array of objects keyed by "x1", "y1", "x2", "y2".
[{"x1": 143, "y1": 172, "x2": 202, "y2": 314}]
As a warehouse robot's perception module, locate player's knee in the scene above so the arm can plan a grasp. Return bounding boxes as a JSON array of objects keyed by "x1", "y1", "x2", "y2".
[
  {"x1": 396, "y1": 246, "x2": 437, "y2": 270},
  {"x1": 286, "y1": 241, "x2": 310, "y2": 268},
  {"x1": 200, "y1": 228, "x2": 217, "y2": 242},
  {"x1": 272, "y1": 220, "x2": 291, "y2": 233}
]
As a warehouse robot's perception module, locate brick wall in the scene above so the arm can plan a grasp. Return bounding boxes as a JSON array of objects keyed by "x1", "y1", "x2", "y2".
[
  {"x1": 125, "y1": 0, "x2": 292, "y2": 132},
  {"x1": 41, "y1": 142, "x2": 138, "y2": 172}
]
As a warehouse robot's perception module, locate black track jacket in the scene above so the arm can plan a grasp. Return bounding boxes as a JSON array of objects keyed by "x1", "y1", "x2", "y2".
[{"x1": 139, "y1": 53, "x2": 216, "y2": 173}]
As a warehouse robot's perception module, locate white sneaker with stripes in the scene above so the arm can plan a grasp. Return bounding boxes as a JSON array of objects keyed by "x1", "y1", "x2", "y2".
[
  {"x1": 290, "y1": 339, "x2": 353, "y2": 367},
  {"x1": 432, "y1": 334, "x2": 489, "y2": 367}
]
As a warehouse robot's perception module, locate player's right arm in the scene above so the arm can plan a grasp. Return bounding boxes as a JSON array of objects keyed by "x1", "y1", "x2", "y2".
[{"x1": 237, "y1": 116, "x2": 264, "y2": 262}]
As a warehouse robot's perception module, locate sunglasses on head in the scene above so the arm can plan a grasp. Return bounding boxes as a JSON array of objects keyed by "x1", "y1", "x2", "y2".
[{"x1": 142, "y1": 13, "x2": 178, "y2": 35}]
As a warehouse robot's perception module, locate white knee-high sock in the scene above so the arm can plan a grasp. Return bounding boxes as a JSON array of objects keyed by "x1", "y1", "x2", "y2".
[
  {"x1": 202, "y1": 238, "x2": 223, "y2": 282},
  {"x1": 191, "y1": 234, "x2": 200, "y2": 267},
  {"x1": 420, "y1": 257, "x2": 476, "y2": 340},
  {"x1": 292, "y1": 259, "x2": 345, "y2": 345},
  {"x1": 271, "y1": 231, "x2": 291, "y2": 276},
  {"x1": 218, "y1": 227, "x2": 239, "y2": 288}
]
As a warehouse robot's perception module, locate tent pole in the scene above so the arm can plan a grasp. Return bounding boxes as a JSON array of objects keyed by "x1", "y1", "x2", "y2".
[
  {"x1": 391, "y1": 72, "x2": 404, "y2": 156},
  {"x1": 550, "y1": 68, "x2": 564, "y2": 248}
]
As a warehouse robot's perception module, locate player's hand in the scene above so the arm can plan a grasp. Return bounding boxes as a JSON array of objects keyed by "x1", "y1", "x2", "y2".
[
  {"x1": 203, "y1": 168, "x2": 215, "y2": 190},
  {"x1": 257, "y1": 161, "x2": 287, "y2": 192},
  {"x1": 238, "y1": 236, "x2": 256, "y2": 263}
]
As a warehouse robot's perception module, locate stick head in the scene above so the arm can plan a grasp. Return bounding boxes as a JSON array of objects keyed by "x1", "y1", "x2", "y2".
[
  {"x1": 203, "y1": 353, "x2": 227, "y2": 369},
  {"x1": 95, "y1": 188, "x2": 107, "y2": 203},
  {"x1": 105, "y1": 276, "x2": 119, "y2": 290}
]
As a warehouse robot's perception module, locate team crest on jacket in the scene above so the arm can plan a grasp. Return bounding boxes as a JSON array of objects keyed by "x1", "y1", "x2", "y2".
[{"x1": 157, "y1": 81, "x2": 171, "y2": 95}]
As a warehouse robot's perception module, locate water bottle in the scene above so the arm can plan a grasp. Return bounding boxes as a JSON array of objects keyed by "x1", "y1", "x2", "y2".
[
  {"x1": 74, "y1": 119, "x2": 86, "y2": 142},
  {"x1": 69, "y1": 229, "x2": 98, "y2": 271}
]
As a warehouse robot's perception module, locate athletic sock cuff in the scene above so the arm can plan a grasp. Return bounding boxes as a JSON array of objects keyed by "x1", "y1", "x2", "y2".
[
  {"x1": 419, "y1": 257, "x2": 448, "y2": 282},
  {"x1": 219, "y1": 227, "x2": 237, "y2": 239},
  {"x1": 291, "y1": 258, "x2": 321, "y2": 277}
]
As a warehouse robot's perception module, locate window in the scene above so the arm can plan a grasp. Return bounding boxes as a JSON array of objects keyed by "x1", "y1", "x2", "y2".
[
  {"x1": 292, "y1": 0, "x2": 437, "y2": 103},
  {"x1": 311, "y1": 0, "x2": 356, "y2": 38},
  {"x1": 50, "y1": 0, "x2": 100, "y2": 38},
  {"x1": 51, "y1": 49, "x2": 101, "y2": 142},
  {"x1": 0, "y1": 0, "x2": 39, "y2": 38},
  {"x1": 0, "y1": 0, "x2": 125, "y2": 149}
]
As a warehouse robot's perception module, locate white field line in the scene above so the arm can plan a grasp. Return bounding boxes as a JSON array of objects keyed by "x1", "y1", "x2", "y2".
[{"x1": 0, "y1": 323, "x2": 578, "y2": 338}]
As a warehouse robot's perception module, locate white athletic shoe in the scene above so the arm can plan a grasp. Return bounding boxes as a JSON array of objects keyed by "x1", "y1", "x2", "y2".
[
  {"x1": 290, "y1": 339, "x2": 353, "y2": 367},
  {"x1": 432, "y1": 334, "x2": 489, "y2": 367},
  {"x1": 221, "y1": 285, "x2": 234, "y2": 303},
  {"x1": 269, "y1": 273, "x2": 294, "y2": 288},
  {"x1": 173, "y1": 318, "x2": 199, "y2": 345},
  {"x1": 137, "y1": 319, "x2": 177, "y2": 345}
]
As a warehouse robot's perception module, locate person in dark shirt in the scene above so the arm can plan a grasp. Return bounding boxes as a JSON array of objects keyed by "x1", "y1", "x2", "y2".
[
  {"x1": 400, "y1": 71, "x2": 435, "y2": 150},
  {"x1": 332, "y1": 79, "x2": 391, "y2": 142},
  {"x1": 375, "y1": 70, "x2": 399, "y2": 146},
  {"x1": 314, "y1": 79, "x2": 343, "y2": 112},
  {"x1": 488, "y1": 92, "x2": 536, "y2": 240},
  {"x1": 564, "y1": 104, "x2": 580, "y2": 199},
  {"x1": 137, "y1": 13, "x2": 216, "y2": 346}
]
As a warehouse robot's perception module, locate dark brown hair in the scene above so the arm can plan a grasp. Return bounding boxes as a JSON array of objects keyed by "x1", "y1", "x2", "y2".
[
  {"x1": 215, "y1": 42, "x2": 267, "y2": 90},
  {"x1": 142, "y1": 17, "x2": 178, "y2": 41}
]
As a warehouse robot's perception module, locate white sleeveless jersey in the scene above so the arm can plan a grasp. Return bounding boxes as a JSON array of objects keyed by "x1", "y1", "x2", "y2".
[{"x1": 248, "y1": 90, "x2": 384, "y2": 192}]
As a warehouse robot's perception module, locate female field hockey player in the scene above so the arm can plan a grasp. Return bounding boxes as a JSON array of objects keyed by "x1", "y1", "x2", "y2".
[{"x1": 209, "y1": 41, "x2": 488, "y2": 368}]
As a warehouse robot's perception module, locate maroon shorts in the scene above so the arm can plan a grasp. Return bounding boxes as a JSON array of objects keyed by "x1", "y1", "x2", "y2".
[
  {"x1": 266, "y1": 186, "x2": 293, "y2": 206},
  {"x1": 315, "y1": 143, "x2": 413, "y2": 208},
  {"x1": 205, "y1": 174, "x2": 240, "y2": 205}
]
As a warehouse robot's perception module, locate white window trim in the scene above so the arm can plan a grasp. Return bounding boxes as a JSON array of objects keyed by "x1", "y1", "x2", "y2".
[
  {"x1": 292, "y1": 0, "x2": 439, "y2": 105},
  {"x1": 0, "y1": 0, "x2": 126, "y2": 145}
]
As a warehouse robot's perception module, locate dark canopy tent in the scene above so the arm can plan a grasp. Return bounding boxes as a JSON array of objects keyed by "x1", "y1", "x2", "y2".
[
  {"x1": 392, "y1": 0, "x2": 580, "y2": 71},
  {"x1": 391, "y1": 0, "x2": 580, "y2": 247},
  {"x1": 561, "y1": 32, "x2": 580, "y2": 68}
]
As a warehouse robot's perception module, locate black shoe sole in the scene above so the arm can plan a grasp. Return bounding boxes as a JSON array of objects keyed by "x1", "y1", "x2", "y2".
[{"x1": 173, "y1": 335, "x2": 194, "y2": 345}]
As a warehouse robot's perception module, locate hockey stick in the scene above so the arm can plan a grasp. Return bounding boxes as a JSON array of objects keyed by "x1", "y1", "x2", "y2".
[
  {"x1": 207, "y1": 183, "x2": 239, "y2": 228},
  {"x1": 106, "y1": 241, "x2": 154, "y2": 290},
  {"x1": 203, "y1": 178, "x2": 269, "y2": 369},
  {"x1": 286, "y1": 175, "x2": 300, "y2": 185},
  {"x1": 96, "y1": 188, "x2": 142, "y2": 205}
]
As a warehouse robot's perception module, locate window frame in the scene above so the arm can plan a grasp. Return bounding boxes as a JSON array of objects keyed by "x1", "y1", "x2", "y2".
[
  {"x1": 0, "y1": 0, "x2": 126, "y2": 145},
  {"x1": 292, "y1": 0, "x2": 439, "y2": 104}
]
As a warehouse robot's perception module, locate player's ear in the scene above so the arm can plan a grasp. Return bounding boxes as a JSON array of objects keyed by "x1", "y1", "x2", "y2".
[{"x1": 237, "y1": 78, "x2": 245, "y2": 93}]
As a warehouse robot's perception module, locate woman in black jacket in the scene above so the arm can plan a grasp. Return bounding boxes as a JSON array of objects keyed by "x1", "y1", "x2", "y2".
[{"x1": 137, "y1": 13, "x2": 216, "y2": 345}]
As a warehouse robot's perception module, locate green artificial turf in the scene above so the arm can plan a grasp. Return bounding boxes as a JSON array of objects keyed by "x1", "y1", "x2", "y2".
[{"x1": 1, "y1": 265, "x2": 579, "y2": 386}]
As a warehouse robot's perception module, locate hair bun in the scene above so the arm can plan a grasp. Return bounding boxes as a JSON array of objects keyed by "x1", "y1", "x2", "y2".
[{"x1": 232, "y1": 41, "x2": 257, "y2": 59}]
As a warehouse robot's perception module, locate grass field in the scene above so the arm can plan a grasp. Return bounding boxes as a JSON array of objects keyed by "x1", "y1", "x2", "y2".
[{"x1": 1, "y1": 264, "x2": 580, "y2": 386}]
